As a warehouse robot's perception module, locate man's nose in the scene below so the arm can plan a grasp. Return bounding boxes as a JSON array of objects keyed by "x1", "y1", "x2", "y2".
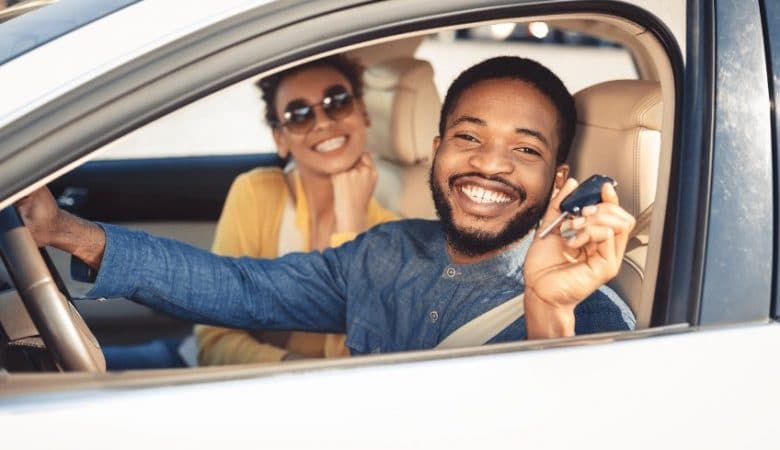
[{"x1": 468, "y1": 142, "x2": 513, "y2": 174}]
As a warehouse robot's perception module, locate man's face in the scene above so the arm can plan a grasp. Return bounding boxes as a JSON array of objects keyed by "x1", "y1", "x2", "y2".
[{"x1": 430, "y1": 78, "x2": 568, "y2": 261}]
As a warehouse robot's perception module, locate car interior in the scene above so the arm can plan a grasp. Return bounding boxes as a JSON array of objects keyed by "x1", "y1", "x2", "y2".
[{"x1": 0, "y1": 10, "x2": 679, "y2": 378}]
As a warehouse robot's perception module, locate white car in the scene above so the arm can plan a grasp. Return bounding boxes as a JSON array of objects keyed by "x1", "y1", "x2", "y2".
[{"x1": 0, "y1": 0, "x2": 778, "y2": 448}]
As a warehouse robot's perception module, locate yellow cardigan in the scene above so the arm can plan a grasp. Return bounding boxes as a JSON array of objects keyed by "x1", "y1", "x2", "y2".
[{"x1": 195, "y1": 167, "x2": 397, "y2": 365}]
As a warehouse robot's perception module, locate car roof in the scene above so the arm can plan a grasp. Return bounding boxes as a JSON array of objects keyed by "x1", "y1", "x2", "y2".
[
  {"x1": 0, "y1": 0, "x2": 138, "y2": 65},
  {"x1": 0, "y1": 0, "x2": 273, "y2": 129},
  {"x1": 0, "y1": 0, "x2": 58, "y2": 26}
]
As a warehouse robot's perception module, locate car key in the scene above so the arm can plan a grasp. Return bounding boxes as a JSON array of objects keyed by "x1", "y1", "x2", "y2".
[{"x1": 537, "y1": 174, "x2": 617, "y2": 239}]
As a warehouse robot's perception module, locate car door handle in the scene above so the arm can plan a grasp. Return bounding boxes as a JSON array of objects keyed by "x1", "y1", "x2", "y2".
[{"x1": 56, "y1": 187, "x2": 88, "y2": 213}]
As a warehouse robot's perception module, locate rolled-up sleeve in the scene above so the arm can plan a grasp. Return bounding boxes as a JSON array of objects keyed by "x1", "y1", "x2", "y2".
[{"x1": 84, "y1": 224, "x2": 353, "y2": 333}]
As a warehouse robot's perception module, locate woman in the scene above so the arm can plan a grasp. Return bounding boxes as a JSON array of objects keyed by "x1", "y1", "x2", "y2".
[{"x1": 195, "y1": 55, "x2": 397, "y2": 364}]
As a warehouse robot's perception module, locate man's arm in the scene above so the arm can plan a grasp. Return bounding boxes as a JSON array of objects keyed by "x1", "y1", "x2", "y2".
[
  {"x1": 523, "y1": 179, "x2": 635, "y2": 339},
  {"x1": 16, "y1": 187, "x2": 352, "y2": 332}
]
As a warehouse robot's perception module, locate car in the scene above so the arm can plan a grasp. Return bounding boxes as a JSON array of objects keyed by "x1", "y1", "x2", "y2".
[{"x1": 0, "y1": 0, "x2": 778, "y2": 448}]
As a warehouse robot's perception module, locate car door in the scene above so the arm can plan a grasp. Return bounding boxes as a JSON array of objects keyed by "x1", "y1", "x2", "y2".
[{"x1": 2, "y1": 0, "x2": 780, "y2": 448}]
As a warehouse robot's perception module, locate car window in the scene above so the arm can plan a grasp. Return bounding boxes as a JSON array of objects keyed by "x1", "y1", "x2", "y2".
[
  {"x1": 95, "y1": 22, "x2": 637, "y2": 161},
  {"x1": 67, "y1": 17, "x2": 662, "y2": 349}
]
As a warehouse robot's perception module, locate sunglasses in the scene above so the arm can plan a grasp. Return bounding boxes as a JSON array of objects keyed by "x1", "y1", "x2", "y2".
[{"x1": 277, "y1": 84, "x2": 355, "y2": 134}]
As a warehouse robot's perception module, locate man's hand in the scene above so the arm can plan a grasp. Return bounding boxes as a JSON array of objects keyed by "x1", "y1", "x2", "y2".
[
  {"x1": 523, "y1": 178, "x2": 635, "y2": 339},
  {"x1": 16, "y1": 187, "x2": 65, "y2": 247},
  {"x1": 16, "y1": 187, "x2": 106, "y2": 270},
  {"x1": 331, "y1": 152, "x2": 378, "y2": 233}
]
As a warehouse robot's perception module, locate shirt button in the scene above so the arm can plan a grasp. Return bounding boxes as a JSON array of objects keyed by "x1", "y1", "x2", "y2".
[
  {"x1": 429, "y1": 310, "x2": 439, "y2": 323},
  {"x1": 445, "y1": 267, "x2": 457, "y2": 278}
]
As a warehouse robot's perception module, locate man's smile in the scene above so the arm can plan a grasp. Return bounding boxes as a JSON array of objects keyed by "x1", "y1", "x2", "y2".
[
  {"x1": 460, "y1": 185, "x2": 512, "y2": 204},
  {"x1": 450, "y1": 175, "x2": 523, "y2": 218}
]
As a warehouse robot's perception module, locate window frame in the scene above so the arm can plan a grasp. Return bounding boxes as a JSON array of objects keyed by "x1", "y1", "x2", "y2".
[{"x1": 760, "y1": 0, "x2": 780, "y2": 320}]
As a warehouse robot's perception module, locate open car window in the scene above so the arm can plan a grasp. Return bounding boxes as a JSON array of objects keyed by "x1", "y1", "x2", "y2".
[
  {"x1": 33, "y1": 14, "x2": 675, "y2": 364},
  {"x1": 0, "y1": 0, "x2": 683, "y2": 382}
]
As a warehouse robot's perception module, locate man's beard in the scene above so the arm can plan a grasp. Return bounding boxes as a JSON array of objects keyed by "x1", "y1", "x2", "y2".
[{"x1": 429, "y1": 165, "x2": 551, "y2": 258}]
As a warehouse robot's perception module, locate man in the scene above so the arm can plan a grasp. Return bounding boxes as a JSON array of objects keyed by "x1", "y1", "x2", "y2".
[{"x1": 18, "y1": 57, "x2": 636, "y2": 353}]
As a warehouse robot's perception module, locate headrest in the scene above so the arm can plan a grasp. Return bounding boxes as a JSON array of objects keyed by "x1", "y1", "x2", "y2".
[
  {"x1": 569, "y1": 80, "x2": 663, "y2": 218},
  {"x1": 363, "y1": 58, "x2": 441, "y2": 166},
  {"x1": 575, "y1": 80, "x2": 662, "y2": 131}
]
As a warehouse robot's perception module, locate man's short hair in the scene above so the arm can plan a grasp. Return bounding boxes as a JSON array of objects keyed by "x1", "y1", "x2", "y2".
[{"x1": 438, "y1": 56, "x2": 576, "y2": 165}]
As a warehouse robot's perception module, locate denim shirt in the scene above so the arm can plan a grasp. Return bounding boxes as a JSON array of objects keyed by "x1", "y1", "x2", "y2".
[{"x1": 82, "y1": 220, "x2": 635, "y2": 355}]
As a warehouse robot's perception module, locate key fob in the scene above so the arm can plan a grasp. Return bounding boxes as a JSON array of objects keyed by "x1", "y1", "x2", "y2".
[{"x1": 559, "y1": 174, "x2": 617, "y2": 216}]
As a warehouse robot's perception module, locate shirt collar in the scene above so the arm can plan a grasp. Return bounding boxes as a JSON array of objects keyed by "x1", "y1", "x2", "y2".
[{"x1": 439, "y1": 231, "x2": 534, "y2": 283}]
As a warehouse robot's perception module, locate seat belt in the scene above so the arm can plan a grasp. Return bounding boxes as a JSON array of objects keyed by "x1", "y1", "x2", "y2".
[
  {"x1": 435, "y1": 293, "x2": 525, "y2": 350},
  {"x1": 630, "y1": 204, "x2": 653, "y2": 239},
  {"x1": 626, "y1": 203, "x2": 653, "y2": 252},
  {"x1": 435, "y1": 232, "x2": 532, "y2": 350}
]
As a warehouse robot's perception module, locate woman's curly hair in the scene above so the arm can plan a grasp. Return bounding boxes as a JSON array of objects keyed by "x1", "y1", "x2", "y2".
[{"x1": 257, "y1": 54, "x2": 365, "y2": 128}]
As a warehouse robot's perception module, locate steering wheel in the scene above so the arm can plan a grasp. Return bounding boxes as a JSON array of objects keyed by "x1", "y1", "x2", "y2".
[{"x1": 0, "y1": 206, "x2": 105, "y2": 372}]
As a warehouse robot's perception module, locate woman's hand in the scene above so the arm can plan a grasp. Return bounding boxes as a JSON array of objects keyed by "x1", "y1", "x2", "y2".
[
  {"x1": 332, "y1": 152, "x2": 378, "y2": 233},
  {"x1": 523, "y1": 178, "x2": 635, "y2": 339}
]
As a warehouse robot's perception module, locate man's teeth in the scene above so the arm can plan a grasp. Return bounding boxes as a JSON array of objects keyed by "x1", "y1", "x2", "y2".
[
  {"x1": 315, "y1": 136, "x2": 346, "y2": 152},
  {"x1": 461, "y1": 185, "x2": 512, "y2": 204}
]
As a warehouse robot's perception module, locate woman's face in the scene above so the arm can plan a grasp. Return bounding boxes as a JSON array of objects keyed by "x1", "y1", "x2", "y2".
[{"x1": 272, "y1": 66, "x2": 369, "y2": 175}]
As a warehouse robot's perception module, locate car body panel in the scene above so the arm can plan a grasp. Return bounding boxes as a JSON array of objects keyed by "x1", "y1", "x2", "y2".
[
  {"x1": 2, "y1": 322, "x2": 779, "y2": 449},
  {"x1": 0, "y1": 0, "x2": 139, "y2": 65}
]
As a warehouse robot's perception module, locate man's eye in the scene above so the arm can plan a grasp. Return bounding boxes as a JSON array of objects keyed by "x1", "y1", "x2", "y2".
[
  {"x1": 455, "y1": 133, "x2": 479, "y2": 143},
  {"x1": 514, "y1": 146, "x2": 541, "y2": 156}
]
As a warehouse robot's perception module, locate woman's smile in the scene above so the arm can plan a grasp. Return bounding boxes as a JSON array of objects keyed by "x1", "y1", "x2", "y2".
[{"x1": 312, "y1": 135, "x2": 349, "y2": 153}]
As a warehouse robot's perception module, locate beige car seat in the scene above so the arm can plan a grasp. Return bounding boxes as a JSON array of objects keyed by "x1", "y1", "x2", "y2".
[
  {"x1": 568, "y1": 79, "x2": 662, "y2": 329},
  {"x1": 362, "y1": 58, "x2": 440, "y2": 219}
]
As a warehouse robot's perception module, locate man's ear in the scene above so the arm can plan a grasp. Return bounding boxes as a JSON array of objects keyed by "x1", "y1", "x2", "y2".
[
  {"x1": 554, "y1": 164, "x2": 570, "y2": 189},
  {"x1": 432, "y1": 136, "x2": 441, "y2": 154},
  {"x1": 272, "y1": 128, "x2": 289, "y2": 159}
]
